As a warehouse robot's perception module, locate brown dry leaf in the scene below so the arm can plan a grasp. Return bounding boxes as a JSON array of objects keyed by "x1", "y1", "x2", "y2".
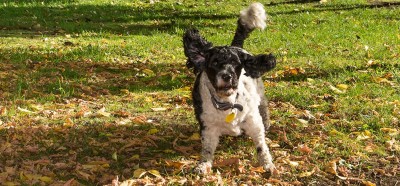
[
  {"x1": 131, "y1": 115, "x2": 147, "y2": 124},
  {"x1": 326, "y1": 160, "x2": 338, "y2": 175},
  {"x1": 172, "y1": 138, "x2": 194, "y2": 155},
  {"x1": 298, "y1": 167, "x2": 317, "y2": 178},
  {"x1": 63, "y1": 178, "x2": 78, "y2": 186},
  {"x1": 250, "y1": 166, "x2": 265, "y2": 173},
  {"x1": 382, "y1": 72, "x2": 393, "y2": 80},
  {"x1": 213, "y1": 158, "x2": 240, "y2": 168},
  {"x1": 0, "y1": 106, "x2": 7, "y2": 115},
  {"x1": 165, "y1": 160, "x2": 186, "y2": 170},
  {"x1": 297, "y1": 144, "x2": 312, "y2": 154}
]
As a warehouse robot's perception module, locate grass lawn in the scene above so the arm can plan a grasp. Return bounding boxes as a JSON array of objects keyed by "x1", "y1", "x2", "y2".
[{"x1": 0, "y1": 0, "x2": 399, "y2": 185}]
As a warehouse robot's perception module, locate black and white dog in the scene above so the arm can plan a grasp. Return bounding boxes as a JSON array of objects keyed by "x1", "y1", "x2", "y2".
[{"x1": 183, "y1": 3, "x2": 277, "y2": 174}]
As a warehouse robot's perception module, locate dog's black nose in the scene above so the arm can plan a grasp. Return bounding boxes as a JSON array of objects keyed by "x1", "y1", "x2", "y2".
[{"x1": 222, "y1": 74, "x2": 232, "y2": 82}]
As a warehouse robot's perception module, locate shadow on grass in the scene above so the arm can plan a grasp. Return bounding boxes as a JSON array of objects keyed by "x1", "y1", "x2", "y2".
[
  {"x1": 2, "y1": 1, "x2": 399, "y2": 37},
  {"x1": 0, "y1": 58, "x2": 194, "y2": 101},
  {"x1": 0, "y1": 118, "x2": 200, "y2": 184},
  {"x1": 270, "y1": 1, "x2": 400, "y2": 16},
  {"x1": 0, "y1": 3, "x2": 235, "y2": 37}
]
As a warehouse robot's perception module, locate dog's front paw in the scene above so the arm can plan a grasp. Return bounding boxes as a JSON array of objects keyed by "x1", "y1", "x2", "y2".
[
  {"x1": 263, "y1": 162, "x2": 279, "y2": 176},
  {"x1": 194, "y1": 162, "x2": 212, "y2": 175}
]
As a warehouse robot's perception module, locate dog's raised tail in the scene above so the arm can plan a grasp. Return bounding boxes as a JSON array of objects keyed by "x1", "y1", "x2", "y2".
[{"x1": 231, "y1": 2, "x2": 267, "y2": 48}]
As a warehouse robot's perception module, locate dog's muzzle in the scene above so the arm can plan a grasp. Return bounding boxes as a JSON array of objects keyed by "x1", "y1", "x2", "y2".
[{"x1": 216, "y1": 72, "x2": 237, "y2": 97}]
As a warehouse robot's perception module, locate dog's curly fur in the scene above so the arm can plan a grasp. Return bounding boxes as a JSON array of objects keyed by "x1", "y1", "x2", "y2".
[{"x1": 183, "y1": 2, "x2": 277, "y2": 174}]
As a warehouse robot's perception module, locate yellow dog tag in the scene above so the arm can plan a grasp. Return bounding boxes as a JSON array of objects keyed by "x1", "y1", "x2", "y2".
[{"x1": 225, "y1": 110, "x2": 236, "y2": 123}]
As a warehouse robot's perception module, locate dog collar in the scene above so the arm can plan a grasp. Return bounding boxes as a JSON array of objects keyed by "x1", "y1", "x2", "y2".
[{"x1": 211, "y1": 94, "x2": 243, "y2": 112}]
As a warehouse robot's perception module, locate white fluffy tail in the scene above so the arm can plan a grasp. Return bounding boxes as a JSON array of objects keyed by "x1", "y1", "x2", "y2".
[
  {"x1": 231, "y1": 2, "x2": 267, "y2": 48},
  {"x1": 240, "y1": 2, "x2": 267, "y2": 30}
]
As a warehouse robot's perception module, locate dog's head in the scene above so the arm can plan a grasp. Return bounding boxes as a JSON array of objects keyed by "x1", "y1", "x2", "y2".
[{"x1": 183, "y1": 29, "x2": 276, "y2": 97}]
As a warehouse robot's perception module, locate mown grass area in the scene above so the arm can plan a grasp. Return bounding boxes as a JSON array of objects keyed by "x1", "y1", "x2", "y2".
[{"x1": 0, "y1": 0, "x2": 399, "y2": 185}]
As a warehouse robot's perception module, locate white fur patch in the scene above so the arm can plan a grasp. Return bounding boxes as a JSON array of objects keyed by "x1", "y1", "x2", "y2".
[{"x1": 240, "y1": 2, "x2": 267, "y2": 30}]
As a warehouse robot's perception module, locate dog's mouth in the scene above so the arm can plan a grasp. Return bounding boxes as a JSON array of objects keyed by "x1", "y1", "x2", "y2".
[{"x1": 216, "y1": 85, "x2": 236, "y2": 97}]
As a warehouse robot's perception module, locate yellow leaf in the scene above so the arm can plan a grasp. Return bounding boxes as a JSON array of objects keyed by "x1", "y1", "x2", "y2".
[
  {"x1": 356, "y1": 130, "x2": 372, "y2": 140},
  {"x1": 64, "y1": 118, "x2": 74, "y2": 127},
  {"x1": 380, "y1": 128, "x2": 399, "y2": 136},
  {"x1": 97, "y1": 107, "x2": 111, "y2": 117},
  {"x1": 142, "y1": 69, "x2": 155, "y2": 76},
  {"x1": 188, "y1": 133, "x2": 201, "y2": 141},
  {"x1": 39, "y1": 176, "x2": 53, "y2": 183},
  {"x1": 148, "y1": 169, "x2": 162, "y2": 178},
  {"x1": 4, "y1": 182, "x2": 17, "y2": 186},
  {"x1": 298, "y1": 167, "x2": 316, "y2": 178},
  {"x1": 129, "y1": 154, "x2": 140, "y2": 160},
  {"x1": 17, "y1": 107, "x2": 35, "y2": 114},
  {"x1": 147, "y1": 128, "x2": 159, "y2": 135},
  {"x1": 329, "y1": 85, "x2": 344, "y2": 94},
  {"x1": 336, "y1": 84, "x2": 349, "y2": 90},
  {"x1": 362, "y1": 181, "x2": 376, "y2": 186},
  {"x1": 329, "y1": 129, "x2": 344, "y2": 136},
  {"x1": 133, "y1": 168, "x2": 147, "y2": 178},
  {"x1": 112, "y1": 152, "x2": 118, "y2": 161}
]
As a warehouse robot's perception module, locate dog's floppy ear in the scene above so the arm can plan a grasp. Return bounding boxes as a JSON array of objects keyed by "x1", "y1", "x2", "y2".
[
  {"x1": 183, "y1": 29, "x2": 213, "y2": 73},
  {"x1": 236, "y1": 50, "x2": 276, "y2": 78}
]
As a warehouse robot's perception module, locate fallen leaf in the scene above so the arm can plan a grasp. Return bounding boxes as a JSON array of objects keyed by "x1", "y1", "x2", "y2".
[
  {"x1": 147, "y1": 128, "x2": 159, "y2": 135},
  {"x1": 142, "y1": 69, "x2": 155, "y2": 76},
  {"x1": 329, "y1": 85, "x2": 344, "y2": 94},
  {"x1": 326, "y1": 160, "x2": 338, "y2": 175},
  {"x1": 336, "y1": 84, "x2": 349, "y2": 91},
  {"x1": 380, "y1": 128, "x2": 399, "y2": 136},
  {"x1": 188, "y1": 133, "x2": 201, "y2": 141},
  {"x1": 297, "y1": 144, "x2": 312, "y2": 154},
  {"x1": 131, "y1": 115, "x2": 147, "y2": 124},
  {"x1": 112, "y1": 152, "x2": 118, "y2": 161},
  {"x1": 97, "y1": 107, "x2": 111, "y2": 117},
  {"x1": 298, "y1": 167, "x2": 317, "y2": 178},
  {"x1": 362, "y1": 180, "x2": 376, "y2": 186},
  {"x1": 148, "y1": 169, "x2": 162, "y2": 178},
  {"x1": 165, "y1": 160, "x2": 186, "y2": 169},
  {"x1": 39, "y1": 176, "x2": 53, "y2": 183},
  {"x1": 151, "y1": 107, "x2": 167, "y2": 112},
  {"x1": 17, "y1": 107, "x2": 35, "y2": 114},
  {"x1": 250, "y1": 166, "x2": 265, "y2": 173},
  {"x1": 213, "y1": 158, "x2": 240, "y2": 167},
  {"x1": 133, "y1": 168, "x2": 147, "y2": 179}
]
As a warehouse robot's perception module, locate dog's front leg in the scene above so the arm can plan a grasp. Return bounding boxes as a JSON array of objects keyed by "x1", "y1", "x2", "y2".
[
  {"x1": 243, "y1": 117, "x2": 276, "y2": 174},
  {"x1": 195, "y1": 128, "x2": 220, "y2": 174}
]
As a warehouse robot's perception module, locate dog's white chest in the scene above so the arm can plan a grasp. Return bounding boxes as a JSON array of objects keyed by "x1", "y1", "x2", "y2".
[{"x1": 199, "y1": 72, "x2": 261, "y2": 136}]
